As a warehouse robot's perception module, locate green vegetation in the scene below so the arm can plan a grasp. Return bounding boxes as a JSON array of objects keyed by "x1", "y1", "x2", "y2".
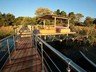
[
  {"x1": 0, "y1": 7, "x2": 96, "y2": 44},
  {"x1": 35, "y1": 7, "x2": 52, "y2": 16}
]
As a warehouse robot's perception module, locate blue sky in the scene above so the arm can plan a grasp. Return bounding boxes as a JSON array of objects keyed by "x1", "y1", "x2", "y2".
[{"x1": 0, "y1": 0, "x2": 96, "y2": 18}]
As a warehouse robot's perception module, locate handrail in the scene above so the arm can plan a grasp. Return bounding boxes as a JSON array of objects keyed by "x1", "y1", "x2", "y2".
[
  {"x1": 80, "y1": 51, "x2": 96, "y2": 67},
  {"x1": 0, "y1": 35, "x2": 14, "y2": 42},
  {"x1": 43, "y1": 57, "x2": 53, "y2": 72},
  {"x1": 0, "y1": 51, "x2": 8, "y2": 62},
  {"x1": 33, "y1": 34, "x2": 86, "y2": 72},
  {"x1": 35, "y1": 41, "x2": 53, "y2": 72},
  {"x1": 0, "y1": 35, "x2": 16, "y2": 71},
  {"x1": 43, "y1": 50, "x2": 61, "y2": 72}
]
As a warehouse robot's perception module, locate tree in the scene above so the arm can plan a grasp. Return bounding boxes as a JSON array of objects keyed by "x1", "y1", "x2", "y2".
[
  {"x1": 31, "y1": 17, "x2": 38, "y2": 25},
  {"x1": 75, "y1": 13, "x2": 84, "y2": 22},
  {"x1": 60, "y1": 11, "x2": 66, "y2": 17},
  {"x1": 84, "y1": 17, "x2": 93, "y2": 26},
  {"x1": 6, "y1": 13, "x2": 15, "y2": 26},
  {"x1": 14, "y1": 16, "x2": 38, "y2": 26},
  {"x1": 0, "y1": 13, "x2": 15, "y2": 26},
  {"x1": 68, "y1": 12, "x2": 75, "y2": 17},
  {"x1": 54, "y1": 9, "x2": 67, "y2": 17},
  {"x1": 93, "y1": 18, "x2": 96, "y2": 29},
  {"x1": 13, "y1": 17, "x2": 24, "y2": 25},
  {"x1": 0, "y1": 12, "x2": 3, "y2": 27},
  {"x1": 35, "y1": 7, "x2": 52, "y2": 16},
  {"x1": 68, "y1": 12, "x2": 76, "y2": 24},
  {"x1": 54, "y1": 9, "x2": 61, "y2": 15},
  {"x1": 1, "y1": 13, "x2": 7, "y2": 26},
  {"x1": 93, "y1": 18, "x2": 96, "y2": 24}
]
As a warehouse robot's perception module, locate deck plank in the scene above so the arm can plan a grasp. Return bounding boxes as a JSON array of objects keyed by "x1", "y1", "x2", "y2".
[{"x1": 2, "y1": 37, "x2": 42, "y2": 72}]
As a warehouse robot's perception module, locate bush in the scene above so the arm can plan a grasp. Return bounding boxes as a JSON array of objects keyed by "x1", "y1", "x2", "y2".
[{"x1": 79, "y1": 29, "x2": 87, "y2": 35}]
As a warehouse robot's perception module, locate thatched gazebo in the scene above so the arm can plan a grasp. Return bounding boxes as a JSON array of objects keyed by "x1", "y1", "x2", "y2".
[
  {"x1": 36, "y1": 14, "x2": 76, "y2": 36},
  {"x1": 39, "y1": 14, "x2": 70, "y2": 29}
]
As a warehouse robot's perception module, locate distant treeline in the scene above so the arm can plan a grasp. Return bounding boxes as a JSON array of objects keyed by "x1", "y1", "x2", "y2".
[{"x1": 0, "y1": 8, "x2": 96, "y2": 27}]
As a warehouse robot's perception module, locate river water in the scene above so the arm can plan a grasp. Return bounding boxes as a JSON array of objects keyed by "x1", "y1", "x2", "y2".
[
  {"x1": 38, "y1": 39, "x2": 96, "y2": 72},
  {"x1": 0, "y1": 37, "x2": 14, "y2": 69}
]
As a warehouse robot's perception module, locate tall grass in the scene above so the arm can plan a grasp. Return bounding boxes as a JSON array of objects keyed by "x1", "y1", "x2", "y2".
[
  {"x1": 70, "y1": 25, "x2": 96, "y2": 44},
  {"x1": 0, "y1": 26, "x2": 14, "y2": 39}
]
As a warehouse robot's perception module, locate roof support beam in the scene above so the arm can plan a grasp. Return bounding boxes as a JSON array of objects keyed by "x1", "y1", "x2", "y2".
[
  {"x1": 43, "y1": 20, "x2": 46, "y2": 29},
  {"x1": 54, "y1": 17, "x2": 56, "y2": 28},
  {"x1": 68, "y1": 19, "x2": 69, "y2": 28}
]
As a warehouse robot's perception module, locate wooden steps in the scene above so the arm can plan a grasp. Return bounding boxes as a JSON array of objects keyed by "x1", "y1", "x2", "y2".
[{"x1": 2, "y1": 37, "x2": 42, "y2": 72}]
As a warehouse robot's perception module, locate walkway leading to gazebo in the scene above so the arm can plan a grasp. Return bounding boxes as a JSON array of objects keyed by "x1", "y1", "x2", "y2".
[{"x1": 2, "y1": 37, "x2": 42, "y2": 72}]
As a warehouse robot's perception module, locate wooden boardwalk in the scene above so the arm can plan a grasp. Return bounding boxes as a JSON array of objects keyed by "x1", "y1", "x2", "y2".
[{"x1": 2, "y1": 37, "x2": 42, "y2": 72}]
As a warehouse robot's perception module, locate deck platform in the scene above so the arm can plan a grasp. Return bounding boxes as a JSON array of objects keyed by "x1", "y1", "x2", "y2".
[{"x1": 2, "y1": 37, "x2": 42, "y2": 72}]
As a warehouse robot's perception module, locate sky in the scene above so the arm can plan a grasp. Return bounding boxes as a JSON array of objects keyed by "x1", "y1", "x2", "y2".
[{"x1": 0, "y1": 0, "x2": 96, "y2": 18}]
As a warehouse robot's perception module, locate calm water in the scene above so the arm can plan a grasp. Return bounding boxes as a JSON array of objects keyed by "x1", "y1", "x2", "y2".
[{"x1": 0, "y1": 37, "x2": 14, "y2": 69}]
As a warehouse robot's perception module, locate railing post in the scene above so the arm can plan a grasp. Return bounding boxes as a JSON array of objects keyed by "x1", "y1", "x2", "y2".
[
  {"x1": 35, "y1": 36, "x2": 38, "y2": 49},
  {"x1": 7, "y1": 39, "x2": 11, "y2": 64},
  {"x1": 41, "y1": 42, "x2": 44, "y2": 72},
  {"x1": 13, "y1": 35, "x2": 16, "y2": 51},
  {"x1": 32, "y1": 33, "x2": 35, "y2": 48},
  {"x1": 34, "y1": 35, "x2": 38, "y2": 72},
  {"x1": 66, "y1": 62, "x2": 71, "y2": 72}
]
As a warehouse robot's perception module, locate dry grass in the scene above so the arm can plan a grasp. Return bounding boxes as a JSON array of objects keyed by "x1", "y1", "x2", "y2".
[
  {"x1": 71, "y1": 26, "x2": 96, "y2": 43},
  {"x1": 0, "y1": 26, "x2": 13, "y2": 33},
  {"x1": 72, "y1": 26, "x2": 95, "y2": 35},
  {"x1": 0, "y1": 26, "x2": 14, "y2": 39}
]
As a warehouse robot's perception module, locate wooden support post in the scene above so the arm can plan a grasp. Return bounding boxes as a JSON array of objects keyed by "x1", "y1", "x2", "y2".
[
  {"x1": 44, "y1": 36, "x2": 46, "y2": 40},
  {"x1": 68, "y1": 19, "x2": 69, "y2": 28},
  {"x1": 43, "y1": 20, "x2": 45, "y2": 29},
  {"x1": 54, "y1": 17, "x2": 56, "y2": 28}
]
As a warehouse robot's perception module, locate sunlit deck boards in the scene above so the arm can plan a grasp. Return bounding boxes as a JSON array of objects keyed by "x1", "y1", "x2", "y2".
[
  {"x1": 2, "y1": 37, "x2": 42, "y2": 72},
  {"x1": 37, "y1": 32, "x2": 76, "y2": 36}
]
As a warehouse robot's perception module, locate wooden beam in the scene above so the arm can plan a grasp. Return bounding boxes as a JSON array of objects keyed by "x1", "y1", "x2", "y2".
[
  {"x1": 43, "y1": 20, "x2": 45, "y2": 29},
  {"x1": 54, "y1": 17, "x2": 56, "y2": 28},
  {"x1": 68, "y1": 19, "x2": 69, "y2": 28},
  {"x1": 37, "y1": 32, "x2": 76, "y2": 36}
]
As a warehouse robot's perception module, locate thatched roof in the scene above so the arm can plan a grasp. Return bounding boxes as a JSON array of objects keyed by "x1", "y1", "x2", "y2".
[{"x1": 39, "y1": 14, "x2": 68, "y2": 20}]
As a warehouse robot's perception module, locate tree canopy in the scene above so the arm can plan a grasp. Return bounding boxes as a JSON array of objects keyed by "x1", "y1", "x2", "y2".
[
  {"x1": 54, "y1": 9, "x2": 67, "y2": 17},
  {"x1": 84, "y1": 17, "x2": 93, "y2": 26},
  {"x1": 0, "y1": 8, "x2": 95, "y2": 27},
  {"x1": 75, "y1": 13, "x2": 84, "y2": 22},
  {"x1": 0, "y1": 13, "x2": 15, "y2": 26},
  {"x1": 35, "y1": 7, "x2": 52, "y2": 16},
  {"x1": 93, "y1": 18, "x2": 96, "y2": 24}
]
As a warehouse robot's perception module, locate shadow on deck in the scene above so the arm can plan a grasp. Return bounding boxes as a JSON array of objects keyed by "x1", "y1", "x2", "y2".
[{"x1": 2, "y1": 37, "x2": 42, "y2": 72}]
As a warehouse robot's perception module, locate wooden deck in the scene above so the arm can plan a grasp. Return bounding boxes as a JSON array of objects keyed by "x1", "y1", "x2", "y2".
[{"x1": 2, "y1": 37, "x2": 42, "y2": 72}]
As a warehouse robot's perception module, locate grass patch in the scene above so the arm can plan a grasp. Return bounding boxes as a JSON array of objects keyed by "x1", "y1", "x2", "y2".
[{"x1": 0, "y1": 26, "x2": 14, "y2": 39}]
